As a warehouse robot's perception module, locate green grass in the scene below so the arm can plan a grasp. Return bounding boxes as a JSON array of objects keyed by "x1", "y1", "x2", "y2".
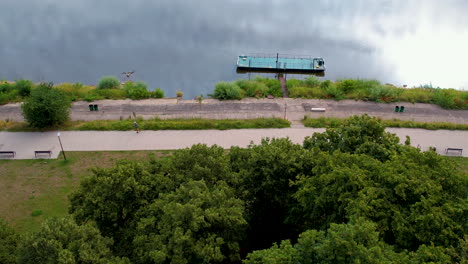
[
  {"x1": 0, "y1": 117, "x2": 291, "y2": 132},
  {"x1": 302, "y1": 116, "x2": 468, "y2": 130},
  {"x1": 0, "y1": 151, "x2": 173, "y2": 234}
]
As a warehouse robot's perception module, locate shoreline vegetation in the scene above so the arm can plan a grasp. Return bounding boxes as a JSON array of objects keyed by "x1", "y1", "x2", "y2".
[
  {"x1": 0, "y1": 117, "x2": 291, "y2": 132},
  {"x1": 1, "y1": 75, "x2": 467, "y2": 109},
  {"x1": 302, "y1": 116, "x2": 468, "y2": 130}
]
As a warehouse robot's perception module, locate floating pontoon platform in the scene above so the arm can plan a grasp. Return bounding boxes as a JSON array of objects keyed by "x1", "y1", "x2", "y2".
[{"x1": 236, "y1": 54, "x2": 325, "y2": 76}]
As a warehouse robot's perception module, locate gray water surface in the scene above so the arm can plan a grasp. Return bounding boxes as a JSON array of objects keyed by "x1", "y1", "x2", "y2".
[{"x1": 1, "y1": 0, "x2": 467, "y2": 97}]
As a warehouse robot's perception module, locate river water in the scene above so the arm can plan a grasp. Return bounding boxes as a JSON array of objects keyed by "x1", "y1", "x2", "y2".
[{"x1": 1, "y1": 0, "x2": 467, "y2": 97}]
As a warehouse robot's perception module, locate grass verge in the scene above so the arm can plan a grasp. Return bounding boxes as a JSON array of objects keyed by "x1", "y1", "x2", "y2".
[
  {"x1": 302, "y1": 116, "x2": 468, "y2": 130},
  {"x1": 0, "y1": 151, "x2": 172, "y2": 234},
  {"x1": 0, "y1": 117, "x2": 290, "y2": 132}
]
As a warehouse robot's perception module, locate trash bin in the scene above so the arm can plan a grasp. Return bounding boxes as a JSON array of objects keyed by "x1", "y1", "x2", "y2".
[
  {"x1": 89, "y1": 104, "x2": 94, "y2": 111},
  {"x1": 394, "y1": 106, "x2": 399, "y2": 112},
  {"x1": 93, "y1": 104, "x2": 98, "y2": 111},
  {"x1": 399, "y1": 106, "x2": 405, "y2": 112}
]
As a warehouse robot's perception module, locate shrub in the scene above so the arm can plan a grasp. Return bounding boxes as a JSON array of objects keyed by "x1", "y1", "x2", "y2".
[
  {"x1": 432, "y1": 89, "x2": 456, "y2": 109},
  {"x1": 267, "y1": 86, "x2": 283, "y2": 98},
  {"x1": 97, "y1": 76, "x2": 120, "y2": 89},
  {"x1": 286, "y1": 79, "x2": 304, "y2": 89},
  {"x1": 21, "y1": 82, "x2": 71, "y2": 128},
  {"x1": 123, "y1": 81, "x2": 150, "y2": 100},
  {"x1": 323, "y1": 83, "x2": 344, "y2": 99},
  {"x1": 304, "y1": 76, "x2": 321, "y2": 87},
  {"x1": 336, "y1": 79, "x2": 359, "y2": 93},
  {"x1": 15, "y1": 79, "x2": 33, "y2": 97},
  {"x1": 288, "y1": 86, "x2": 311, "y2": 98},
  {"x1": 176, "y1": 91, "x2": 184, "y2": 98},
  {"x1": 0, "y1": 90, "x2": 18, "y2": 105},
  {"x1": 213, "y1": 82, "x2": 242, "y2": 100},
  {"x1": 368, "y1": 85, "x2": 399, "y2": 102},
  {"x1": 151, "y1": 88, "x2": 165, "y2": 98},
  {"x1": 0, "y1": 82, "x2": 14, "y2": 94},
  {"x1": 235, "y1": 80, "x2": 268, "y2": 97}
]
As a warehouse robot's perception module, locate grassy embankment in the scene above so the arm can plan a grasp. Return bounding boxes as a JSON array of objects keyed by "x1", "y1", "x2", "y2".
[
  {"x1": 0, "y1": 151, "x2": 466, "y2": 235},
  {"x1": 212, "y1": 77, "x2": 468, "y2": 110},
  {"x1": 0, "y1": 117, "x2": 290, "y2": 132},
  {"x1": 2, "y1": 77, "x2": 468, "y2": 110},
  {"x1": 302, "y1": 116, "x2": 468, "y2": 130}
]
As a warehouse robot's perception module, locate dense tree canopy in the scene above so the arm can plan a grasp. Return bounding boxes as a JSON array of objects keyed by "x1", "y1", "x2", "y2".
[
  {"x1": 17, "y1": 217, "x2": 128, "y2": 264},
  {"x1": 42, "y1": 115, "x2": 468, "y2": 263}
]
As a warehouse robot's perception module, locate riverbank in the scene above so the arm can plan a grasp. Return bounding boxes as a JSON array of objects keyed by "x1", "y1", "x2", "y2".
[{"x1": 1, "y1": 98, "x2": 467, "y2": 125}]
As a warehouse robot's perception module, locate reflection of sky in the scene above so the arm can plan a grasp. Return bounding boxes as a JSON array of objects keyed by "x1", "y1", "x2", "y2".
[{"x1": 0, "y1": 0, "x2": 467, "y2": 97}]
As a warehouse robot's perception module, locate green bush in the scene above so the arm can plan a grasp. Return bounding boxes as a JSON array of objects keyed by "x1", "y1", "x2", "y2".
[
  {"x1": 15, "y1": 79, "x2": 33, "y2": 97},
  {"x1": 235, "y1": 80, "x2": 268, "y2": 97},
  {"x1": 123, "y1": 81, "x2": 150, "y2": 100},
  {"x1": 323, "y1": 83, "x2": 344, "y2": 99},
  {"x1": 286, "y1": 79, "x2": 304, "y2": 89},
  {"x1": 267, "y1": 86, "x2": 283, "y2": 98},
  {"x1": 432, "y1": 89, "x2": 456, "y2": 109},
  {"x1": 21, "y1": 82, "x2": 71, "y2": 128},
  {"x1": 0, "y1": 82, "x2": 14, "y2": 94},
  {"x1": 304, "y1": 76, "x2": 321, "y2": 87},
  {"x1": 151, "y1": 88, "x2": 165, "y2": 98},
  {"x1": 0, "y1": 90, "x2": 18, "y2": 105},
  {"x1": 368, "y1": 85, "x2": 399, "y2": 102},
  {"x1": 97, "y1": 76, "x2": 120, "y2": 89},
  {"x1": 213, "y1": 82, "x2": 242, "y2": 100}
]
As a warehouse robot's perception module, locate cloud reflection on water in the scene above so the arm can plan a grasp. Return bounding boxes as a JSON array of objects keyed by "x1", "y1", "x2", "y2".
[{"x1": 0, "y1": 0, "x2": 467, "y2": 97}]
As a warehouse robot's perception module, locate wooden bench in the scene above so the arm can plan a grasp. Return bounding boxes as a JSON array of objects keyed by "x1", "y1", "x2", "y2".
[
  {"x1": 35, "y1": 151, "x2": 52, "y2": 158},
  {"x1": 0, "y1": 151, "x2": 16, "y2": 158},
  {"x1": 445, "y1": 148, "x2": 463, "y2": 156}
]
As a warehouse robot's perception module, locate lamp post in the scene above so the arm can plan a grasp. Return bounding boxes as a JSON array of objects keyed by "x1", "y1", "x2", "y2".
[{"x1": 57, "y1": 132, "x2": 66, "y2": 161}]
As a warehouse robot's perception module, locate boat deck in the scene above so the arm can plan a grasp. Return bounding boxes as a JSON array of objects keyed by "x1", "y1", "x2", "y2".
[{"x1": 237, "y1": 55, "x2": 325, "y2": 73}]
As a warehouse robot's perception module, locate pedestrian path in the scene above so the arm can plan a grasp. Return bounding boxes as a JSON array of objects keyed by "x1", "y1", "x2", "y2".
[{"x1": 0, "y1": 128, "x2": 466, "y2": 159}]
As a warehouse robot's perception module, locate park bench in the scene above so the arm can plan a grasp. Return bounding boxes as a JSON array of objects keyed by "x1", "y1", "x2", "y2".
[
  {"x1": 35, "y1": 150, "x2": 52, "y2": 158},
  {"x1": 0, "y1": 151, "x2": 16, "y2": 158},
  {"x1": 445, "y1": 148, "x2": 463, "y2": 156},
  {"x1": 311, "y1": 107, "x2": 326, "y2": 112}
]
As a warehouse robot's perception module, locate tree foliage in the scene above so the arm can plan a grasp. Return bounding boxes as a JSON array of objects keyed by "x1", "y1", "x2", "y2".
[
  {"x1": 303, "y1": 114, "x2": 401, "y2": 161},
  {"x1": 17, "y1": 217, "x2": 128, "y2": 264},
  {"x1": 245, "y1": 219, "x2": 407, "y2": 264},
  {"x1": 21, "y1": 82, "x2": 71, "y2": 128},
  {"x1": 133, "y1": 180, "x2": 246, "y2": 264},
  {"x1": 63, "y1": 115, "x2": 467, "y2": 263},
  {"x1": 0, "y1": 219, "x2": 20, "y2": 264}
]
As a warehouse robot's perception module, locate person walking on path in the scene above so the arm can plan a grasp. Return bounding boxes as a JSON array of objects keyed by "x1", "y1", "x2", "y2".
[{"x1": 134, "y1": 121, "x2": 140, "y2": 133}]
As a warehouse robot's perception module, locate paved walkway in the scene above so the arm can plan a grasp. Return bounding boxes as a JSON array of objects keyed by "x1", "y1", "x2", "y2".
[
  {"x1": 1, "y1": 98, "x2": 467, "y2": 124},
  {"x1": 0, "y1": 128, "x2": 466, "y2": 159}
]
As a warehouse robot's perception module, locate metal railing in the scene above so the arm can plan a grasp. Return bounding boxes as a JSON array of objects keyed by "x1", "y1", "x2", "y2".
[{"x1": 241, "y1": 53, "x2": 321, "y2": 60}]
